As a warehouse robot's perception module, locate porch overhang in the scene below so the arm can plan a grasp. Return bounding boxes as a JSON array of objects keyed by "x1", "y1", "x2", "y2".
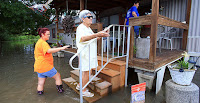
[{"x1": 50, "y1": 0, "x2": 169, "y2": 12}]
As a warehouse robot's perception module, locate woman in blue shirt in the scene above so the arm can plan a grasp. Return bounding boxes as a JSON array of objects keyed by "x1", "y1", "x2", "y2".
[{"x1": 124, "y1": 1, "x2": 140, "y2": 36}]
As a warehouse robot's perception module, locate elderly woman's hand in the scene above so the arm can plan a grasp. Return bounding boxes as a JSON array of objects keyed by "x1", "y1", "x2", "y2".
[
  {"x1": 97, "y1": 31, "x2": 110, "y2": 37},
  {"x1": 103, "y1": 27, "x2": 110, "y2": 34}
]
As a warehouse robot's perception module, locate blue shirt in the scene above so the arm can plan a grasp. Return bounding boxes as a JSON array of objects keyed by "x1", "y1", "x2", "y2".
[{"x1": 125, "y1": 6, "x2": 139, "y2": 25}]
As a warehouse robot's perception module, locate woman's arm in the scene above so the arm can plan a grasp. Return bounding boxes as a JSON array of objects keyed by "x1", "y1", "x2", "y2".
[
  {"x1": 80, "y1": 31, "x2": 110, "y2": 42},
  {"x1": 80, "y1": 34, "x2": 97, "y2": 42},
  {"x1": 124, "y1": 19, "x2": 127, "y2": 25},
  {"x1": 132, "y1": 11, "x2": 137, "y2": 17},
  {"x1": 47, "y1": 45, "x2": 70, "y2": 54}
]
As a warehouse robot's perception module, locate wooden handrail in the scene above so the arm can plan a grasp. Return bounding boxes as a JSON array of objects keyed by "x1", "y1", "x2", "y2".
[
  {"x1": 158, "y1": 14, "x2": 188, "y2": 30},
  {"x1": 129, "y1": 14, "x2": 189, "y2": 30}
]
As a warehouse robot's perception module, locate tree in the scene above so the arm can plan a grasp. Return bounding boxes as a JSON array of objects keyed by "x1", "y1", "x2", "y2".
[{"x1": 0, "y1": 0, "x2": 55, "y2": 41}]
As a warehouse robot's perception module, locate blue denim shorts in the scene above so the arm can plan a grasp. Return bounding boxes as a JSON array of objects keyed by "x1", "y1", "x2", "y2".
[{"x1": 37, "y1": 67, "x2": 57, "y2": 78}]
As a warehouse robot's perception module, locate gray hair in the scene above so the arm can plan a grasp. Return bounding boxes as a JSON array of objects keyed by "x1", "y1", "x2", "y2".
[{"x1": 79, "y1": 10, "x2": 92, "y2": 21}]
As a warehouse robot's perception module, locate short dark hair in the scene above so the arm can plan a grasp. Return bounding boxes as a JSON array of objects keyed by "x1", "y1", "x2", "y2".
[
  {"x1": 37, "y1": 28, "x2": 50, "y2": 37},
  {"x1": 134, "y1": 1, "x2": 140, "y2": 4}
]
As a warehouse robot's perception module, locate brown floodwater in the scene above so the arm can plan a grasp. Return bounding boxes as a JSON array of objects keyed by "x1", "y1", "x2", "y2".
[{"x1": 0, "y1": 40, "x2": 199, "y2": 103}]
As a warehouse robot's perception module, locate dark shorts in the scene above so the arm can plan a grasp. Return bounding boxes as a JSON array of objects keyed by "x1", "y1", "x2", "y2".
[{"x1": 37, "y1": 67, "x2": 57, "y2": 78}]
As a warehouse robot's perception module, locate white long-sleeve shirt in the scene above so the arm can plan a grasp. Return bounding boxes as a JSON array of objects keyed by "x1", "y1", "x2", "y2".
[{"x1": 76, "y1": 23, "x2": 98, "y2": 71}]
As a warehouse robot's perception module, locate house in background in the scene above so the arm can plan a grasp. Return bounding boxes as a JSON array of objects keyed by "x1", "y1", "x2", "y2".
[
  {"x1": 46, "y1": 23, "x2": 57, "y2": 44},
  {"x1": 46, "y1": 20, "x2": 73, "y2": 45},
  {"x1": 48, "y1": 0, "x2": 200, "y2": 102}
]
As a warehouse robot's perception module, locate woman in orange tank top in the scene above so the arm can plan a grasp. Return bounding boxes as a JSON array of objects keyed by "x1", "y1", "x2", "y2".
[{"x1": 34, "y1": 27, "x2": 69, "y2": 95}]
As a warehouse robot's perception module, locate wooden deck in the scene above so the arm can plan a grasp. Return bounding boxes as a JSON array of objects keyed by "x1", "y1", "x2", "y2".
[
  {"x1": 127, "y1": 49, "x2": 184, "y2": 71},
  {"x1": 63, "y1": 48, "x2": 184, "y2": 72}
]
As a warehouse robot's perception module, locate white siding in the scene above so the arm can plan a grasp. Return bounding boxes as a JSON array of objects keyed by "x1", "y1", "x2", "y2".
[
  {"x1": 187, "y1": 0, "x2": 200, "y2": 65},
  {"x1": 159, "y1": 0, "x2": 187, "y2": 49}
]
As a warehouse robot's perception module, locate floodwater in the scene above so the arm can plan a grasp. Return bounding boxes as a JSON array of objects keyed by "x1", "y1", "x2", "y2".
[{"x1": 0, "y1": 40, "x2": 199, "y2": 103}]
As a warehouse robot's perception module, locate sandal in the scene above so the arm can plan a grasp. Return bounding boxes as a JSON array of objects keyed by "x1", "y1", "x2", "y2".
[
  {"x1": 37, "y1": 91, "x2": 44, "y2": 95},
  {"x1": 76, "y1": 85, "x2": 89, "y2": 91},
  {"x1": 56, "y1": 85, "x2": 64, "y2": 93},
  {"x1": 82, "y1": 91, "x2": 94, "y2": 97}
]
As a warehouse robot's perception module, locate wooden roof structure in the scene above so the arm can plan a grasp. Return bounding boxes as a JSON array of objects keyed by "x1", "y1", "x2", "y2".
[
  {"x1": 50, "y1": 0, "x2": 170, "y2": 12},
  {"x1": 51, "y1": 0, "x2": 130, "y2": 11}
]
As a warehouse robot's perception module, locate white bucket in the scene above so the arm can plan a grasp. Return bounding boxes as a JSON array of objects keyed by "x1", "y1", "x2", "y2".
[{"x1": 169, "y1": 68, "x2": 195, "y2": 86}]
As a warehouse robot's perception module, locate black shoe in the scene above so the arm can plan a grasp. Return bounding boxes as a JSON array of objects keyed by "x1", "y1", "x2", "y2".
[
  {"x1": 37, "y1": 91, "x2": 44, "y2": 95},
  {"x1": 56, "y1": 85, "x2": 64, "y2": 93}
]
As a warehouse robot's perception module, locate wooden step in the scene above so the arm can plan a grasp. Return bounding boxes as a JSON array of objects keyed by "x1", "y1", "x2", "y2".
[
  {"x1": 97, "y1": 56, "x2": 126, "y2": 67},
  {"x1": 70, "y1": 70, "x2": 112, "y2": 96},
  {"x1": 92, "y1": 66, "x2": 120, "y2": 92},
  {"x1": 97, "y1": 56, "x2": 126, "y2": 87},
  {"x1": 62, "y1": 77, "x2": 102, "y2": 103}
]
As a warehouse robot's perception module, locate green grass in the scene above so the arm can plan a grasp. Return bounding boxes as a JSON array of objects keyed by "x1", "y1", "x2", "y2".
[{"x1": 7, "y1": 35, "x2": 40, "y2": 41}]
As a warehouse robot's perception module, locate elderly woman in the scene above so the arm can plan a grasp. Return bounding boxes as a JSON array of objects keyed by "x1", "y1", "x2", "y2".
[
  {"x1": 76, "y1": 10, "x2": 110, "y2": 97},
  {"x1": 34, "y1": 28, "x2": 69, "y2": 95}
]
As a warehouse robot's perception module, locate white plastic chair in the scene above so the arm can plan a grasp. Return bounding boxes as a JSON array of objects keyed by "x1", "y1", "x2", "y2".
[
  {"x1": 157, "y1": 25, "x2": 165, "y2": 52},
  {"x1": 159, "y1": 28, "x2": 177, "y2": 50}
]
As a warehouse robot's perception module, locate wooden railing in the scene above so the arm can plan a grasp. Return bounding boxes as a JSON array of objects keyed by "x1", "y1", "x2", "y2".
[{"x1": 129, "y1": 14, "x2": 189, "y2": 30}]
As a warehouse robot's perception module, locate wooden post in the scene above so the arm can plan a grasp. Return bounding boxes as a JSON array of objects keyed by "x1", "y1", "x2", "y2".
[
  {"x1": 66, "y1": 0, "x2": 68, "y2": 12},
  {"x1": 149, "y1": 0, "x2": 159, "y2": 62},
  {"x1": 129, "y1": 26, "x2": 134, "y2": 60},
  {"x1": 182, "y1": 0, "x2": 191, "y2": 50},
  {"x1": 80, "y1": 0, "x2": 84, "y2": 11},
  {"x1": 97, "y1": 23, "x2": 103, "y2": 55}
]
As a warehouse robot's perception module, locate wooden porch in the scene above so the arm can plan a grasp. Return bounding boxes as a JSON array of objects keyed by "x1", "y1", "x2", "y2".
[
  {"x1": 128, "y1": 49, "x2": 184, "y2": 71},
  {"x1": 51, "y1": 0, "x2": 192, "y2": 102}
]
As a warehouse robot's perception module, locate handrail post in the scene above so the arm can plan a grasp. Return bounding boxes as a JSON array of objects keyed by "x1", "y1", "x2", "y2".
[
  {"x1": 112, "y1": 26, "x2": 115, "y2": 58},
  {"x1": 79, "y1": 54, "x2": 83, "y2": 103},
  {"x1": 118, "y1": 26, "x2": 120, "y2": 56},
  {"x1": 122, "y1": 26, "x2": 125, "y2": 56},
  {"x1": 89, "y1": 45, "x2": 91, "y2": 80},
  {"x1": 101, "y1": 38, "x2": 103, "y2": 68},
  {"x1": 125, "y1": 26, "x2": 131, "y2": 87},
  {"x1": 107, "y1": 36, "x2": 109, "y2": 61}
]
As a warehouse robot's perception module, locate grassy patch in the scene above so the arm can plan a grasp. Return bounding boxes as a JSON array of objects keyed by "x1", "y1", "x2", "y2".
[{"x1": 6, "y1": 35, "x2": 40, "y2": 41}]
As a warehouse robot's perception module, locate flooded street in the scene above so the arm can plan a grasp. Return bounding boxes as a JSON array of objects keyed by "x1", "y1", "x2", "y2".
[{"x1": 0, "y1": 40, "x2": 199, "y2": 103}]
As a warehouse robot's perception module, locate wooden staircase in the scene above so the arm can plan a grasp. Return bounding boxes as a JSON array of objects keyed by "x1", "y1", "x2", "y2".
[{"x1": 62, "y1": 56, "x2": 126, "y2": 103}]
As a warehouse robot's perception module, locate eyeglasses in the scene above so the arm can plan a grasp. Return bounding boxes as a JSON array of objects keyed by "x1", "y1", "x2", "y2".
[{"x1": 84, "y1": 15, "x2": 93, "y2": 19}]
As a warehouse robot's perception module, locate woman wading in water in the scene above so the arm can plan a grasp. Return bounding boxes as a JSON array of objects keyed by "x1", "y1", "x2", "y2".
[{"x1": 34, "y1": 28, "x2": 69, "y2": 95}]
